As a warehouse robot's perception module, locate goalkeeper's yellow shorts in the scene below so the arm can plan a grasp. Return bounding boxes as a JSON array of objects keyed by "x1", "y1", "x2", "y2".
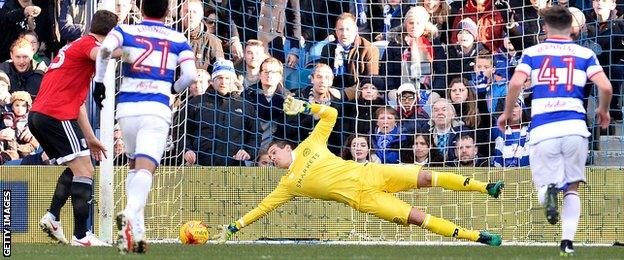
[{"x1": 355, "y1": 163, "x2": 422, "y2": 226}]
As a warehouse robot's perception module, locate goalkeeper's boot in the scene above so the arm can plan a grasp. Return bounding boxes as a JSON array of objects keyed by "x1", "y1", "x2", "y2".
[
  {"x1": 559, "y1": 240, "x2": 575, "y2": 256},
  {"x1": 477, "y1": 231, "x2": 502, "y2": 246},
  {"x1": 115, "y1": 212, "x2": 134, "y2": 254},
  {"x1": 545, "y1": 184, "x2": 559, "y2": 225},
  {"x1": 71, "y1": 231, "x2": 111, "y2": 247},
  {"x1": 486, "y1": 181, "x2": 505, "y2": 198},
  {"x1": 39, "y1": 212, "x2": 69, "y2": 244}
]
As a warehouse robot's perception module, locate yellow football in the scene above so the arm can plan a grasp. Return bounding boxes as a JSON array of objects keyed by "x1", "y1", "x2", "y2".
[{"x1": 179, "y1": 221, "x2": 209, "y2": 244}]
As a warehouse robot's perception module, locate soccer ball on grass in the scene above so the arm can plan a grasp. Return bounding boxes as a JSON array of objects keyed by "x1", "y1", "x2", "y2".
[{"x1": 179, "y1": 221, "x2": 209, "y2": 244}]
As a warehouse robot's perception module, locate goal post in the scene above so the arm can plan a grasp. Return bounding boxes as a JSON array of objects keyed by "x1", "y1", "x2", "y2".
[{"x1": 97, "y1": 0, "x2": 117, "y2": 245}]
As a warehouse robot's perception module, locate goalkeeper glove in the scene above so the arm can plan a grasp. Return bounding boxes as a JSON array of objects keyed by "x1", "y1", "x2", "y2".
[
  {"x1": 283, "y1": 96, "x2": 311, "y2": 115},
  {"x1": 212, "y1": 222, "x2": 239, "y2": 244},
  {"x1": 92, "y1": 82, "x2": 106, "y2": 109}
]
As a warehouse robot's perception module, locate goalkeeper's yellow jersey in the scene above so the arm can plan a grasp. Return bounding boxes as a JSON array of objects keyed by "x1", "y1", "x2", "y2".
[{"x1": 237, "y1": 104, "x2": 366, "y2": 228}]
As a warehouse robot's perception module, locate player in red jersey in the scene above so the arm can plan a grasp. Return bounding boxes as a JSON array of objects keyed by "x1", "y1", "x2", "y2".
[{"x1": 28, "y1": 10, "x2": 118, "y2": 247}]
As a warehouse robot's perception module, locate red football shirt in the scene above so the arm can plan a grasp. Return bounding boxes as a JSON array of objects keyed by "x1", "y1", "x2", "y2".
[{"x1": 31, "y1": 35, "x2": 99, "y2": 120}]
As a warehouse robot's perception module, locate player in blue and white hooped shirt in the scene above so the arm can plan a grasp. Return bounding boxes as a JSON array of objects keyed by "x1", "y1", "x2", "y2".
[
  {"x1": 93, "y1": 0, "x2": 197, "y2": 254},
  {"x1": 498, "y1": 6, "x2": 612, "y2": 257}
]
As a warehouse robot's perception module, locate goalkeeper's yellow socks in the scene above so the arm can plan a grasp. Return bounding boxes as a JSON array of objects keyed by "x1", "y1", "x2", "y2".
[
  {"x1": 421, "y1": 214, "x2": 480, "y2": 242},
  {"x1": 431, "y1": 171, "x2": 487, "y2": 193}
]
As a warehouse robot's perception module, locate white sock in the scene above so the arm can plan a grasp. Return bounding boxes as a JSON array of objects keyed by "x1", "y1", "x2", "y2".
[
  {"x1": 124, "y1": 169, "x2": 153, "y2": 222},
  {"x1": 126, "y1": 169, "x2": 136, "y2": 196},
  {"x1": 561, "y1": 191, "x2": 580, "y2": 241},
  {"x1": 135, "y1": 207, "x2": 145, "y2": 240}
]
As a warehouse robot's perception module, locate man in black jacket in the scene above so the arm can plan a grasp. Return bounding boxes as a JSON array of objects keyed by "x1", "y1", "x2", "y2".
[
  {"x1": 184, "y1": 60, "x2": 258, "y2": 166},
  {"x1": 0, "y1": 37, "x2": 45, "y2": 100}
]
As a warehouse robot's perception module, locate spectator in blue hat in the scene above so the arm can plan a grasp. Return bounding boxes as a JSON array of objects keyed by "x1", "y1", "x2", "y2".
[{"x1": 184, "y1": 59, "x2": 258, "y2": 166}]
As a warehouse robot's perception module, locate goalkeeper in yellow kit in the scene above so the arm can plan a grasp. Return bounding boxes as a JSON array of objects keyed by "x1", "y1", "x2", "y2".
[{"x1": 214, "y1": 96, "x2": 504, "y2": 245}]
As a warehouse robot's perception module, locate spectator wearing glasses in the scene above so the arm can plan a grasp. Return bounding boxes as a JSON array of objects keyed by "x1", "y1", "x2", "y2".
[
  {"x1": 246, "y1": 57, "x2": 291, "y2": 149},
  {"x1": 393, "y1": 83, "x2": 436, "y2": 135}
]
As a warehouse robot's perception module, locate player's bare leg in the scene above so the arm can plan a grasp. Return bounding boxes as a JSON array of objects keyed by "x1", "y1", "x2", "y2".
[
  {"x1": 417, "y1": 170, "x2": 504, "y2": 198},
  {"x1": 408, "y1": 207, "x2": 501, "y2": 246}
]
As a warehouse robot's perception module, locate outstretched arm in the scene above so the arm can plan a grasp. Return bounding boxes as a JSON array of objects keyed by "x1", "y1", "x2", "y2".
[
  {"x1": 283, "y1": 96, "x2": 338, "y2": 144},
  {"x1": 214, "y1": 182, "x2": 293, "y2": 243}
]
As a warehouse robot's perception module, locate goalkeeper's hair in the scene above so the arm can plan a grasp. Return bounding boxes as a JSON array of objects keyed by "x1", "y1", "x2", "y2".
[{"x1": 268, "y1": 139, "x2": 297, "y2": 150}]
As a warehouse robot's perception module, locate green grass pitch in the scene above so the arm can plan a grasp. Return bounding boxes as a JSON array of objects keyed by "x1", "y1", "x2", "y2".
[{"x1": 8, "y1": 244, "x2": 624, "y2": 259}]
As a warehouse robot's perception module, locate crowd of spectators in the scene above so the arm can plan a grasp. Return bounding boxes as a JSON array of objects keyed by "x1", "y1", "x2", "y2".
[{"x1": 1, "y1": 0, "x2": 622, "y2": 168}]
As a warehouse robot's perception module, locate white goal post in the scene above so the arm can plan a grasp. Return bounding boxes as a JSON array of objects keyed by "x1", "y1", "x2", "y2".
[{"x1": 97, "y1": 0, "x2": 117, "y2": 245}]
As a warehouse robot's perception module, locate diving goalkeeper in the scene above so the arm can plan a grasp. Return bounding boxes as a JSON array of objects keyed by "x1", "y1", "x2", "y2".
[{"x1": 213, "y1": 96, "x2": 504, "y2": 245}]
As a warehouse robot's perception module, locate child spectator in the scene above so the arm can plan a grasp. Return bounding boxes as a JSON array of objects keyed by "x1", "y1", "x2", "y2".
[
  {"x1": 472, "y1": 50, "x2": 508, "y2": 117},
  {"x1": 447, "y1": 77, "x2": 492, "y2": 155},
  {"x1": 348, "y1": 82, "x2": 386, "y2": 135},
  {"x1": 256, "y1": 150, "x2": 273, "y2": 167},
  {"x1": 0, "y1": 91, "x2": 38, "y2": 164},
  {"x1": 492, "y1": 97, "x2": 530, "y2": 167},
  {"x1": 450, "y1": 0, "x2": 505, "y2": 52},
  {"x1": 447, "y1": 18, "x2": 485, "y2": 81},
  {"x1": 493, "y1": 36, "x2": 521, "y2": 80},
  {"x1": 446, "y1": 77, "x2": 479, "y2": 129},
  {"x1": 371, "y1": 106, "x2": 407, "y2": 164}
]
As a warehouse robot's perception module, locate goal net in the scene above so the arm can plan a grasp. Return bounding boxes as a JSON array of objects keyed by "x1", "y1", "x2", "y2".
[{"x1": 95, "y1": 0, "x2": 624, "y2": 245}]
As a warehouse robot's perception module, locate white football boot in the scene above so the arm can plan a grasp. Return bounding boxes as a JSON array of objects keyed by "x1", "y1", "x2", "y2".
[
  {"x1": 71, "y1": 231, "x2": 111, "y2": 247},
  {"x1": 39, "y1": 212, "x2": 69, "y2": 244}
]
